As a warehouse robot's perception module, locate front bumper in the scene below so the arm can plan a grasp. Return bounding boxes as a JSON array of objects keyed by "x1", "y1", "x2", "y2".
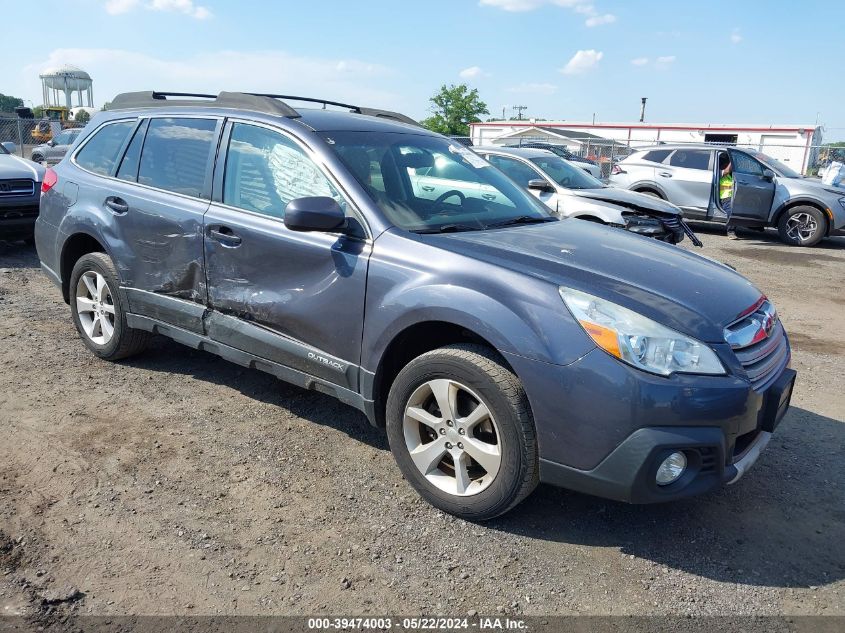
[
  {"x1": 502, "y1": 347, "x2": 796, "y2": 503},
  {"x1": 0, "y1": 201, "x2": 39, "y2": 239}
]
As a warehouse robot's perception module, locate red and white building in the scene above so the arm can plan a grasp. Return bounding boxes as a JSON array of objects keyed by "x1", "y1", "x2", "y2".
[{"x1": 469, "y1": 121, "x2": 823, "y2": 175}]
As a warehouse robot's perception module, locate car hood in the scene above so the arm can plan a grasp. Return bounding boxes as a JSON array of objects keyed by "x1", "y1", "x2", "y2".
[
  {"x1": 431, "y1": 219, "x2": 762, "y2": 342},
  {"x1": 790, "y1": 175, "x2": 845, "y2": 196},
  {"x1": 572, "y1": 187, "x2": 682, "y2": 216},
  {"x1": 0, "y1": 154, "x2": 45, "y2": 181}
]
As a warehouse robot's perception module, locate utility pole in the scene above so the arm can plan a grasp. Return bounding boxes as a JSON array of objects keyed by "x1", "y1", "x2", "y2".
[
  {"x1": 513, "y1": 105, "x2": 528, "y2": 120},
  {"x1": 639, "y1": 97, "x2": 648, "y2": 123},
  {"x1": 502, "y1": 105, "x2": 508, "y2": 120}
]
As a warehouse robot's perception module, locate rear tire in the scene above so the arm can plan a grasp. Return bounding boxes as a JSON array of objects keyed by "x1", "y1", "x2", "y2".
[
  {"x1": 69, "y1": 253, "x2": 151, "y2": 361},
  {"x1": 777, "y1": 206, "x2": 826, "y2": 246},
  {"x1": 386, "y1": 344, "x2": 538, "y2": 521}
]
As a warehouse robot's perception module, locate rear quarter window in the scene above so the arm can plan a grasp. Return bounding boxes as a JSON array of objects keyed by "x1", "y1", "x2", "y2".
[{"x1": 74, "y1": 120, "x2": 135, "y2": 176}]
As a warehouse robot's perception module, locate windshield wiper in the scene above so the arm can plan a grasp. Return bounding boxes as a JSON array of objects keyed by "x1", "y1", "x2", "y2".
[
  {"x1": 484, "y1": 216, "x2": 557, "y2": 229},
  {"x1": 412, "y1": 223, "x2": 482, "y2": 234}
]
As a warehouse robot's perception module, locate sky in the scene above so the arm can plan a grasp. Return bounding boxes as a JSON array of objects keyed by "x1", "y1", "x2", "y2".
[{"x1": 2, "y1": 0, "x2": 842, "y2": 140}]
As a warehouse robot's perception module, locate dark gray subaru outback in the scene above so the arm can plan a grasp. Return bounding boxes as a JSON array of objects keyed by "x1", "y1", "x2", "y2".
[{"x1": 35, "y1": 91, "x2": 796, "y2": 520}]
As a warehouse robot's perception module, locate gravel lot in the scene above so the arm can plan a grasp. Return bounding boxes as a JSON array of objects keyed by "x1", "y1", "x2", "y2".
[{"x1": 1, "y1": 225, "x2": 843, "y2": 626}]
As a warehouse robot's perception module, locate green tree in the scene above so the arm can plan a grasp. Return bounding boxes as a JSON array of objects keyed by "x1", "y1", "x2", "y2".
[
  {"x1": 74, "y1": 109, "x2": 91, "y2": 124},
  {"x1": 421, "y1": 84, "x2": 489, "y2": 136},
  {"x1": 0, "y1": 93, "x2": 24, "y2": 113}
]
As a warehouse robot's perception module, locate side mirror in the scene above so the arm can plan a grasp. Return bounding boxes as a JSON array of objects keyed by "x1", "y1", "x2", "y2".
[
  {"x1": 47, "y1": 139, "x2": 56, "y2": 147},
  {"x1": 284, "y1": 196, "x2": 347, "y2": 232},
  {"x1": 1, "y1": 142, "x2": 16, "y2": 154},
  {"x1": 762, "y1": 168, "x2": 775, "y2": 181},
  {"x1": 528, "y1": 178, "x2": 554, "y2": 193}
]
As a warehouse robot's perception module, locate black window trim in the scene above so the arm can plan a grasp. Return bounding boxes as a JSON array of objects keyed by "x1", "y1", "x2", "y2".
[
  {"x1": 210, "y1": 117, "x2": 372, "y2": 241},
  {"x1": 71, "y1": 114, "x2": 224, "y2": 203}
]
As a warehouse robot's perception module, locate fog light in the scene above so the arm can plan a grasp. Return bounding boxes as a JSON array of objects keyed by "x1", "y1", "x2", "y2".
[{"x1": 656, "y1": 451, "x2": 687, "y2": 486}]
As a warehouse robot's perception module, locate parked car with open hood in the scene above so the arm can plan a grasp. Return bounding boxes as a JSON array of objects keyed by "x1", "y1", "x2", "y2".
[
  {"x1": 0, "y1": 142, "x2": 45, "y2": 242},
  {"x1": 31, "y1": 128, "x2": 84, "y2": 165},
  {"x1": 474, "y1": 146, "x2": 698, "y2": 245},
  {"x1": 503, "y1": 141, "x2": 602, "y2": 178},
  {"x1": 36, "y1": 91, "x2": 793, "y2": 520},
  {"x1": 610, "y1": 144, "x2": 845, "y2": 246}
]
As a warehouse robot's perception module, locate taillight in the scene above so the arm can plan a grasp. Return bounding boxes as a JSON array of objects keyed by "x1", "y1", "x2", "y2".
[
  {"x1": 41, "y1": 168, "x2": 58, "y2": 194},
  {"x1": 611, "y1": 164, "x2": 625, "y2": 175}
]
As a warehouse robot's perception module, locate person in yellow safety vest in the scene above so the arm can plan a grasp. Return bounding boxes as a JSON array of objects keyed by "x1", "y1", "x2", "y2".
[{"x1": 718, "y1": 153, "x2": 738, "y2": 239}]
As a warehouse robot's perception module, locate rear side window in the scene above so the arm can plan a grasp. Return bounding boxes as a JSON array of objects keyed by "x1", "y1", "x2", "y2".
[
  {"x1": 74, "y1": 121, "x2": 135, "y2": 176},
  {"x1": 138, "y1": 118, "x2": 217, "y2": 197},
  {"x1": 668, "y1": 149, "x2": 711, "y2": 170},
  {"x1": 641, "y1": 149, "x2": 671, "y2": 163}
]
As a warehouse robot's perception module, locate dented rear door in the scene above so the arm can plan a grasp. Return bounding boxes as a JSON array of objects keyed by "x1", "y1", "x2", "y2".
[{"x1": 106, "y1": 116, "x2": 222, "y2": 332}]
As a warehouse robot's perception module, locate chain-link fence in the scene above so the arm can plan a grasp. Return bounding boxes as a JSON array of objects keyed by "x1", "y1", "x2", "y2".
[
  {"x1": 0, "y1": 115, "x2": 88, "y2": 163},
  {"x1": 480, "y1": 135, "x2": 837, "y2": 181}
]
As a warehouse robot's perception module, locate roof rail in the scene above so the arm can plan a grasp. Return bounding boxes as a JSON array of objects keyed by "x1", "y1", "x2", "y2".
[
  {"x1": 251, "y1": 93, "x2": 420, "y2": 127},
  {"x1": 109, "y1": 91, "x2": 299, "y2": 117},
  {"x1": 109, "y1": 90, "x2": 419, "y2": 126}
]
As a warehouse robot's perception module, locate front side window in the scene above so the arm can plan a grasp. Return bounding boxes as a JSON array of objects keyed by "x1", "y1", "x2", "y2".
[
  {"x1": 138, "y1": 118, "x2": 217, "y2": 198},
  {"x1": 75, "y1": 120, "x2": 135, "y2": 176},
  {"x1": 327, "y1": 131, "x2": 552, "y2": 232},
  {"x1": 668, "y1": 149, "x2": 711, "y2": 170},
  {"x1": 730, "y1": 151, "x2": 764, "y2": 176},
  {"x1": 529, "y1": 155, "x2": 603, "y2": 190},
  {"x1": 487, "y1": 155, "x2": 544, "y2": 187},
  {"x1": 223, "y1": 122, "x2": 345, "y2": 219}
]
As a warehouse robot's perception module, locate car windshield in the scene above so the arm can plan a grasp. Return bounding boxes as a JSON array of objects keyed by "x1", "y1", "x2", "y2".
[
  {"x1": 0, "y1": 144, "x2": 8, "y2": 155},
  {"x1": 748, "y1": 150, "x2": 802, "y2": 179},
  {"x1": 325, "y1": 131, "x2": 554, "y2": 232},
  {"x1": 529, "y1": 155, "x2": 604, "y2": 190}
]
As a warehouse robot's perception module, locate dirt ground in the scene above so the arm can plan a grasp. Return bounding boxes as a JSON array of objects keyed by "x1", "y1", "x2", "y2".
[{"x1": 1, "y1": 224, "x2": 843, "y2": 626}]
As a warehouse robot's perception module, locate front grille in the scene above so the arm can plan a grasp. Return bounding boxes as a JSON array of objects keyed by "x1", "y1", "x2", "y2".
[
  {"x1": 0, "y1": 179, "x2": 35, "y2": 197},
  {"x1": 0, "y1": 205, "x2": 39, "y2": 220},
  {"x1": 725, "y1": 300, "x2": 789, "y2": 391}
]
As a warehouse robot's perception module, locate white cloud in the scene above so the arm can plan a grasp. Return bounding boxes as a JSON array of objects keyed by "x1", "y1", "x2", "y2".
[
  {"x1": 655, "y1": 55, "x2": 676, "y2": 68},
  {"x1": 479, "y1": 0, "x2": 615, "y2": 26},
  {"x1": 560, "y1": 49, "x2": 603, "y2": 75},
  {"x1": 21, "y1": 48, "x2": 399, "y2": 110},
  {"x1": 103, "y1": 0, "x2": 212, "y2": 19},
  {"x1": 630, "y1": 57, "x2": 649, "y2": 66},
  {"x1": 731, "y1": 28, "x2": 742, "y2": 44},
  {"x1": 104, "y1": 0, "x2": 139, "y2": 13},
  {"x1": 459, "y1": 66, "x2": 489, "y2": 80},
  {"x1": 507, "y1": 82, "x2": 558, "y2": 95},
  {"x1": 585, "y1": 13, "x2": 616, "y2": 27}
]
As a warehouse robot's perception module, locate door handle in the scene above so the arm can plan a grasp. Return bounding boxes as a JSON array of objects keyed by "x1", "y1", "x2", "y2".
[
  {"x1": 658, "y1": 172, "x2": 672, "y2": 178},
  {"x1": 421, "y1": 185, "x2": 435, "y2": 192},
  {"x1": 208, "y1": 226, "x2": 242, "y2": 247},
  {"x1": 104, "y1": 196, "x2": 129, "y2": 214}
]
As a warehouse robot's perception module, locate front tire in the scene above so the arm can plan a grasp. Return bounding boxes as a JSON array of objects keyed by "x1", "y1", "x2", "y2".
[
  {"x1": 69, "y1": 253, "x2": 150, "y2": 360},
  {"x1": 777, "y1": 206, "x2": 826, "y2": 246},
  {"x1": 386, "y1": 344, "x2": 538, "y2": 521}
]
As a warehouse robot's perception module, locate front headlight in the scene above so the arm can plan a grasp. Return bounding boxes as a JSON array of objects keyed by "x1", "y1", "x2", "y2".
[{"x1": 559, "y1": 287, "x2": 725, "y2": 376}]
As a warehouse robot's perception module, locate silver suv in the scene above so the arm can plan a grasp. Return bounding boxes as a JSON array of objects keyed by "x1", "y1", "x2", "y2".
[
  {"x1": 610, "y1": 144, "x2": 845, "y2": 246},
  {"x1": 31, "y1": 128, "x2": 84, "y2": 165}
]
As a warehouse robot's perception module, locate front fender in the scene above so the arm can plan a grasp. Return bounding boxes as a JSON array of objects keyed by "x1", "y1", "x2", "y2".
[{"x1": 360, "y1": 231, "x2": 595, "y2": 373}]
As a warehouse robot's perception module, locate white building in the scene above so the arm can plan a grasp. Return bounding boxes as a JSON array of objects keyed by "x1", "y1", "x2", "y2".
[{"x1": 470, "y1": 121, "x2": 823, "y2": 175}]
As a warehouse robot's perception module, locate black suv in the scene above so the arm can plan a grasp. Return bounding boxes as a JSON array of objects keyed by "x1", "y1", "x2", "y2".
[{"x1": 35, "y1": 91, "x2": 795, "y2": 520}]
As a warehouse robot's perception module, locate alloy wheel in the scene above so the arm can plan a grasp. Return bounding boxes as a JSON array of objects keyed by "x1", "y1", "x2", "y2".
[
  {"x1": 75, "y1": 271, "x2": 116, "y2": 345},
  {"x1": 785, "y1": 212, "x2": 818, "y2": 243},
  {"x1": 402, "y1": 378, "x2": 501, "y2": 496}
]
